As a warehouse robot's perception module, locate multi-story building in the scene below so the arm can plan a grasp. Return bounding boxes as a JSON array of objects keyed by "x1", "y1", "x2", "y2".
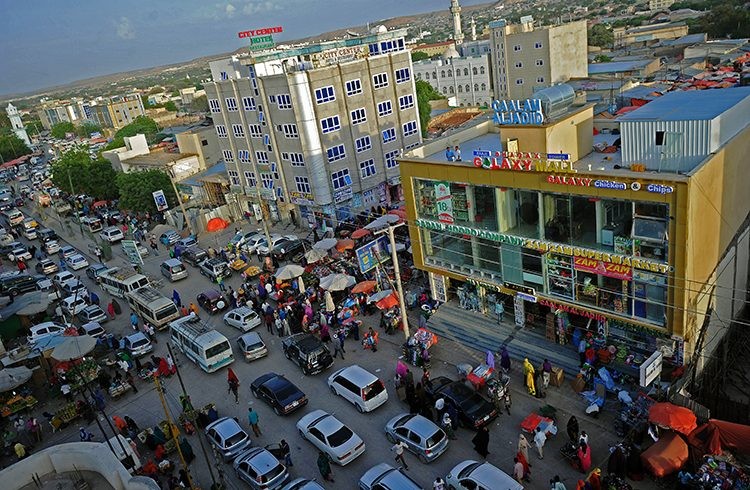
[
  {"x1": 399, "y1": 86, "x2": 750, "y2": 384},
  {"x1": 649, "y1": 0, "x2": 676, "y2": 10},
  {"x1": 86, "y1": 93, "x2": 145, "y2": 130},
  {"x1": 489, "y1": 18, "x2": 587, "y2": 100},
  {"x1": 205, "y1": 28, "x2": 421, "y2": 224},
  {"x1": 37, "y1": 99, "x2": 85, "y2": 130},
  {"x1": 176, "y1": 124, "x2": 222, "y2": 170},
  {"x1": 413, "y1": 50, "x2": 492, "y2": 107}
]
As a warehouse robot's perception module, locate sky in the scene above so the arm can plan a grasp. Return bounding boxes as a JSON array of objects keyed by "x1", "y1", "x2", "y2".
[{"x1": 0, "y1": 0, "x2": 491, "y2": 97}]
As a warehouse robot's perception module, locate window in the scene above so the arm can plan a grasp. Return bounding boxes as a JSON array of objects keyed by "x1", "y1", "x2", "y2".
[
  {"x1": 382, "y1": 127, "x2": 396, "y2": 144},
  {"x1": 270, "y1": 162, "x2": 280, "y2": 180},
  {"x1": 277, "y1": 94, "x2": 292, "y2": 109},
  {"x1": 232, "y1": 124, "x2": 245, "y2": 138},
  {"x1": 242, "y1": 96, "x2": 256, "y2": 111},
  {"x1": 464, "y1": 68, "x2": 469, "y2": 76},
  {"x1": 326, "y1": 144, "x2": 346, "y2": 163},
  {"x1": 288, "y1": 153, "x2": 305, "y2": 167},
  {"x1": 376, "y1": 100, "x2": 392, "y2": 117},
  {"x1": 480, "y1": 66, "x2": 485, "y2": 75},
  {"x1": 220, "y1": 71, "x2": 228, "y2": 80},
  {"x1": 402, "y1": 120, "x2": 418, "y2": 137},
  {"x1": 516, "y1": 78, "x2": 524, "y2": 85},
  {"x1": 331, "y1": 168, "x2": 352, "y2": 190},
  {"x1": 243, "y1": 171, "x2": 256, "y2": 187},
  {"x1": 474, "y1": 84, "x2": 479, "y2": 91},
  {"x1": 535, "y1": 42, "x2": 543, "y2": 49},
  {"x1": 222, "y1": 150, "x2": 234, "y2": 162},
  {"x1": 261, "y1": 173, "x2": 274, "y2": 189},
  {"x1": 373, "y1": 72, "x2": 389, "y2": 89},
  {"x1": 447, "y1": 69, "x2": 453, "y2": 77},
  {"x1": 227, "y1": 170, "x2": 240, "y2": 185},
  {"x1": 536, "y1": 77, "x2": 545, "y2": 83},
  {"x1": 515, "y1": 61, "x2": 523, "y2": 68},
  {"x1": 432, "y1": 72, "x2": 437, "y2": 80},
  {"x1": 215, "y1": 125, "x2": 228, "y2": 138},
  {"x1": 398, "y1": 94, "x2": 414, "y2": 110},
  {"x1": 345, "y1": 79, "x2": 362, "y2": 96},
  {"x1": 320, "y1": 115, "x2": 341, "y2": 134},
  {"x1": 481, "y1": 83, "x2": 486, "y2": 90},
  {"x1": 255, "y1": 151, "x2": 269, "y2": 165},
  {"x1": 395, "y1": 68, "x2": 410, "y2": 84},
  {"x1": 359, "y1": 159, "x2": 377, "y2": 179},
  {"x1": 280, "y1": 123, "x2": 298, "y2": 138},
  {"x1": 314, "y1": 86, "x2": 335, "y2": 104},
  {"x1": 295, "y1": 176, "x2": 311, "y2": 194},
  {"x1": 355, "y1": 135, "x2": 372, "y2": 153},
  {"x1": 472, "y1": 67, "x2": 478, "y2": 75},
  {"x1": 458, "y1": 85, "x2": 463, "y2": 93},
  {"x1": 513, "y1": 44, "x2": 522, "y2": 51},
  {"x1": 385, "y1": 149, "x2": 400, "y2": 169},
  {"x1": 248, "y1": 124, "x2": 262, "y2": 138},
  {"x1": 449, "y1": 86, "x2": 454, "y2": 94},
  {"x1": 238, "y1": 150, "x2": 251, "y2": 163},
  {"x1": 350, "y1": 108, "x2": 367, "y2": 125},
  {"x1": 209, "y1": 99, "x2": 221, "y2": 113},
  {"x1": 535, "y1": 59, "x2": 544, "y2": 66},
  {"x1": 225, "y1": 97, "x2": 238, "y2": 112},
  {"x1": 465, "y1": 84, "x2": 470, "y2": 92},
  {"x1": 268, "y1": 95, "x2": 276, "y2": 104}
]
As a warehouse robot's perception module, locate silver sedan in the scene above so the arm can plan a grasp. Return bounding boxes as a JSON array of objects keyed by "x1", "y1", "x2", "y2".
[{"x1": 296, "y1": 409, "x2": 365, "y2": 466}]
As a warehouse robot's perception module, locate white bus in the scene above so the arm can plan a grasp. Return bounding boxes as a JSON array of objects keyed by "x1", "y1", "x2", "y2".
[
  {"x1": 99, "y1": 267, "x2": 150, "y2": 298},
  {"x1": 169, "y1": 314, "x2": 234, "y2": 373},
  {"x1": 126, "y1": 286, "x2": 180, "y2": 331}
]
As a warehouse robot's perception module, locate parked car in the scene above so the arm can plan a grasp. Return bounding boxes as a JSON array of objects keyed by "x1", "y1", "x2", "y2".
[
  {"x1": 358, "y1": 463, "x2": 422, "y2": 490},
  {"x1": 61, "y1": 295, "x2": 88, "y2": 316},
  {"x1": 281, "y1": 479, "x2": 325, "y2": 490},
  {"x1": 175, "y1": 236, "x2": 198, "y2": 249},
  {"x1": 65, "y1": 253, "x2": 89, "y2": 271},
  {"x1": 159, "y1": 230, "x2": 181, "y2": 246},
  {"x1": 281, "y1": 333, "x2": 334, "y2": 375},
  {"x1": 86, "y1": 263, "x2": 109, "y2": 282},
  {"x1": 297, "y1": 409, "x2": 366, "y2": 466},
  {"x1": 241, "y1": 235, "x2": 268, "y2": 254},
  {"x1": 327, "y1": 365, "x2": 388, "y2": 413},
  {"x1": 223, "y1": 306, "x2": 261, "y2": 332},
  {"x1": 231, "y1": 231, "x2": 260, "y2": 248},
  {"x1": 181, "y1": 247, "x2": 208, "y2": 267},
  {"x1": 35, "y1": 277, "x2": 61, "y2": 302},
  {"x1": 256, "y1": 234, "x2": 298, "y2": 256},
  {"x1": 77, "y1": 304, "x2": 108, "y2": 324},
  {"x1": 99, "y1": 226, "x2": 124, "y2": 243},
  {"x1": 205, "y1": 417, "x2": 253, "y2": 462},
  {"x1": 196, "y1": 289, "x2": 228, "y2": 314},
  {"x1": 58, "y1": 245, "x2": 78, "y2": 260},
  {"x1": 35, "y1": 258, "x2": 59, "y2": 275},
  {"x1": 11, "y1": 246, "x2": 32, "y2": 261},
  {"x1": 237, "y1": 332, "x2": 268, "y2": 362},
  {"x1": 160, "y1": 259, "x2": 188, "y2": 282},
  {"x1": 424, "y1": 376, "x2": 498, "y2": 429},
  {"x1": 80, "y1": 321, "x2": 105, "y2": 338},
  {"x1": 27, "y1": 321, "x2": 68, "y2": 344},
  {"x1": 233, "y1": 446, "x2": 289, "y2": 489},
  {"x1": 21, "y1": 227, "x2": 37, "y2": 240},
  {"x1": 43, "y1": 240, "x2": 61, "y2": 255},
  {"x1": 385, "y1": 413, "x2": 449, "y2": 463},
  {"x1": 445, "y1": 460, "x2": 523, "y2": 490},
  {"x1": 37, "y1": 228, "x2": 58, "y2": 243},
  {"x1": 52, "y1": 270, "x2": 75, "y2": 288},
  {"x1": 60, "y1": 279, "x2": 88, "y2": 298},
  {"x1": 271, "y1": 239, "x2": 310, "y2": 262},
  {"x1": 250, "y1": 372, "x2": 307, "y2": 416},
  {"x1": 122, "y1": 332, "x2": 153, "y2": 357},
  {"x1": 0, "y1": 273, "x2": 40, "y2": 298},
  {"x1": 198, "y1": 258, "x2": 232, "y2": 282}
]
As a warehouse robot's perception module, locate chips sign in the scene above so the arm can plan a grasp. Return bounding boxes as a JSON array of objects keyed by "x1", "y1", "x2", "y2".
[{"x1": 238, "y1": 26, "x2": 282, "y2": 51}]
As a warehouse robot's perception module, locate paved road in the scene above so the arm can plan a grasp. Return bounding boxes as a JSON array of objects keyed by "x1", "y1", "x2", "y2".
[{"x1": 9, "y1": 204, "x2": 658, "y2": 490}]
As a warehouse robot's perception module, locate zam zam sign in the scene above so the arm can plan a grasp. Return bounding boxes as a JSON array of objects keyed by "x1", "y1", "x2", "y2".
[{"x1": 492, "y1": 99, "x2": 544, "y2": 125}]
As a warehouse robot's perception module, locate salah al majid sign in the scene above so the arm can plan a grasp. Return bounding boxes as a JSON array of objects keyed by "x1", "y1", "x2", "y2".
[{"x1": 492, "y1": 99, "x2": 544, "y2": 125}]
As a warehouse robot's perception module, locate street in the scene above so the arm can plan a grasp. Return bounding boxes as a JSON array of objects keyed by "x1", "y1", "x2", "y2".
[{"x1": 9, "y1": 203, "x2": 658, "y2": 490}]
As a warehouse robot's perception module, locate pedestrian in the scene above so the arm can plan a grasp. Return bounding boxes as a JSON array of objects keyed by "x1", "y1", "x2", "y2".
[
  {"x1": 577, "y1": 441, "x2": 592, "y2": 473},
  {"x1": 265, "y1": 310, "x2": 274, "y2": 333},
  {"x1": 59, "y1": 258, "x2": 66, "y2": 271},
  {"x1": 14, "y1": 441, "x2": 26, "y2": 460},
  {"x1": 500, "y1": 347, "x2": 511, "y2": 373},
  {"x1": 338, "y1": 329, "x2": 346, "y2": 354},
  {"x1": 433, "y1": 477, "x2": 446, "y2": 490},
  {"x1": 434, "y1": 397, "x2": 445, "y2": 421},
  {"x1": 149, "y1": 238, "x2": 158, "y2": 254},
  {"x1": 579, "y1": 430, "x2": 589, "y2": 446},
  {"x1": 444, "y1": 146, "x2": 454, "y2": 161},
  {"x1": 523, "y1": 358, "x2": 536, "y2": 396},
  {"x1": 472, "y1": 425, "x2": 490, "y2": 458},
  {"x1": 130, "y1": 312, "x2": 139, "y2": 331},
  {"x1": 513, "y1": 457, "x2": 525, "y2": 483},
  {"x1": 317, "y1": 450, "x2": 334, "y2": 482},
  {"x1": 124, "y1": 416, "x2": 139, "y2": 434},
  {"x1": 247, "y1": 406, "x2": 261, "y2": 436},
  {"x1": 172, "y1": 290, "x2": 182, "y2": 308},
  {"x1": 551, "y1": 475, "x2": 568, "y2": 490},
  {"x1": 144, "y1": 322, "x2": 157, "y2": 343},
  {"x1": 578, "y1": 338, "x2": 587, "y2": 367},
  {"x1": 518, "y1": 433, "x2": 530, "y2": 462},
  {"x1": 282, "y1": 317, "x2": 291, "y2": 337},
  {"x1": 567, "y1": 415, "x2": 579, "y2": 443},
  {"x1": 542, "y1": 359, "x2": 552, "y2": 390},
  {"x1": 495, "y1": 299, "x2": 504, "y2": 323},
  {"x1": 125, "y1": 370, "x2": 138, "y2": 393},
  {"x1": 442, "y1": 412, "x2": 456, "y2": 440},
  {"x1": 178, "y1": 469, "x2": 190, "y2": 488},
  {"x1": 331, "y1": 333, "x2": 345, "y2": 359},
  {"x1": 17, "y1": 259, "x2": 26, "y2": 273},
  {"x1": 79, "y1": 427, "x2": 94, "y2": 441},
  {"x1": 227, "y1": 368, "x2": 240, "y2": 404},
  {"x1": 27, "y1": 417, "x2": 42, "y2": 443},
  {"x1": 280, "y1": 439, "x2": 293, "y2": 467},
  {"x1": 112, "y1": 298, "x2": 122, "y2": 315},
  {"x1": 454, "y1": 145, "x2": 462, "y2": 161},
  {"x1": 391, "y1": 440, "x2": 409, "y2": 470},
  {"x1": 217, "y1": 276, "x2": 226, "y2": 292},
  {"x1": 534, "y1": 427, "x2": 547, "y2": 459},
  {"x1": 94, "y1": 247, "x2": 103, "y2": 263}
]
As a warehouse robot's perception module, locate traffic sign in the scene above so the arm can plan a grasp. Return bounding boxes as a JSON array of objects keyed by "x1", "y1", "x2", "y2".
[{"x1": 121, "y1": 240, "x2": 143, "y2": 266}]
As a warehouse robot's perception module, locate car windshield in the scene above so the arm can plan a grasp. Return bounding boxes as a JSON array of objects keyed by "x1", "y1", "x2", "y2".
[
  {"x1": 262, "y1": 462, "x2": 284, "y2": 480},
  {"x1": 327, "y1": 426, "x2": 353, "y2": 447},
  {"x1": 155, "y1": 304, "x2": 179, "y2": 321},
  {"x1": 362, "y1": 380, "x2": 385, "y2": 401},
  {"x1": 132, "y1": 339, "x2": 149, "y2": 348},
  {"x1": 205, "y1": 341, "x2": 230, "y2": 359},
  {"x1": 245, "y1": 341, "x2": 264, "y2": 350},
  {"x1": 458, "y1": 461, "x2": 482, "y2": 479}
]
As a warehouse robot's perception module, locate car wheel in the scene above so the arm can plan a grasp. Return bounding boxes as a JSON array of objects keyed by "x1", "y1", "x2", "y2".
[
  {"x1": 273, "y1": 406, "x2": 282, "y2": 416},
  {"x1": 9, "y1": 289, "x2": 18, "y2": 298},
  {"x1": 284, "y1": 348, "x2": 291, "y2": 360},
  {"x1": 329, "y1": 385, "x2": 337, "y2": 396},
  {"x1": 356, "y1": 403, "x2": 364, "y2": 413},
  {"x1": 251, "y1": 387, "x2": 258, "y2": 398},
  {"x1": 223, "y1": 318, "x2": 230, "y2": 326},
  {"x1": 385, "y1": 432, "x2": 396, "y2": 443}
]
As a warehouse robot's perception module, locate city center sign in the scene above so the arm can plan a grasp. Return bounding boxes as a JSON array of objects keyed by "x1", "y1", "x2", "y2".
[
  {"x1": 491, "y1": 99, "x2": 544, "y2": 125},
  {"x1": 238, "y1": 26, "x2": 283, "y2": 38}
]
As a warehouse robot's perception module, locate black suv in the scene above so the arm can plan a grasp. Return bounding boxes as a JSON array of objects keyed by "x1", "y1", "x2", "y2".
[
  {"x1": 424, "y1": 376, "x2": 498, "y2": 429},
  {"x1": 281, "y1": 333, "x2": 334, "y2": 375},
  {"x1": 271, "y1": 239, "x2": 310, "y2": 262},
  {"x1": 181, "y1": 247, "x2": 208, "y2": 267},
  {"x1": 37, "y1": 228, "x2": 58, "y2": 243},
  {"x1": 0, "y1": 272, "x2": 39, "y2": 298}
]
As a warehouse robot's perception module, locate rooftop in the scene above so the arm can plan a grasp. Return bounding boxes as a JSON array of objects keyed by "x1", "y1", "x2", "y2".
[
  {"x1": 619, "y1": 86, "x2": 750, "y2": 121},
  {"x1": 124, "y1": 150, "x2": 196, "y2": 167},
  {"x1": 588, "y1": 60, "x2": 654, "y2": 75}
]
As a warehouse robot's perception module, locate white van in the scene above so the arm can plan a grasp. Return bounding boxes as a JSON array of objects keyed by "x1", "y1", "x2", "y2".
[
  {"x1": 126, "y1": 286, "x2": 180, "y2": 331},
  {"x1": 169, "y1": 314, "x2": 234, "y2": 373},
  {"x1": 81, "y1": 216, "x2": 103, "y2": 233},
  {"x1": 99, "y1": 226, "x2": 124, "y2": 243},
  {"x1": 327, "y1": 364, "x2": 388, "y2": 413}
]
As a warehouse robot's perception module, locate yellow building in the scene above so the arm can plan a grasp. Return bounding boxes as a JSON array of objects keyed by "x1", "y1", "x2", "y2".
[{"x1": 400, "y1": 86, "x2": 750, "y2": 381}]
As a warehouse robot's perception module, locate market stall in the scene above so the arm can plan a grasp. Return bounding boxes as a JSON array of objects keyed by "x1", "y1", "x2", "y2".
[
  {"x1": 641, "y1": 431, "x2": 689, "y2": 477},
  {"x1": 401, "y1": 327, "x2": 438, "y2": 367}
]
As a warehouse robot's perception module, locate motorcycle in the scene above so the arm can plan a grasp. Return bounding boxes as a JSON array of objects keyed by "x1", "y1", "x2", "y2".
[{"x1": 487, "y1": 372, "x2": 512, "y2": 415}]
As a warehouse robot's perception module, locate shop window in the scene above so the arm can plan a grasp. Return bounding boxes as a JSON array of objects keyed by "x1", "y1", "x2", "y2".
[
  {"x1": 576, "y1": 271, "x2": 599, "y2": 307},
  {"x1": 502, "y1": 189, "x2": 540, "y2": 239},
  {"x1": 478, "y1": 238, "x2": 502, "y2": 274},
  {"x1": 543, "y1": 194, "x2": 572, "y2": 243},
  {"x1": 415, "y1": 179, "x2": 437, "y2": 219},
  {"x1": 601, "y1": 200, "x2": 632, "y2": 251},
  {"x1": 570, "y1": 196, "x2": 597, "y2": 248},
  {"x1": 546, "y1": 253, "x2": 574, "y2": 300},
  {"x1": 472, "y1": 185, "x2": 498, "y2": 231},
  {"x1": 522, "y1": 249, "x2": 544, "y2": 288},
  {"x1": 450, "y1": 183, "x2": 470, "y2": 224},
  {"x1": 424, "y1": 229, "x2": 473, "y2": 271},
  {"x1": 633, "y1": 272, "x2": 667, "y2": 325},
  {"x1": 502, "y1": 246, "x2": 523, "y2": 285},
  {"x1": 633, "y1": 202, "x2": 669, "y2": 260}
]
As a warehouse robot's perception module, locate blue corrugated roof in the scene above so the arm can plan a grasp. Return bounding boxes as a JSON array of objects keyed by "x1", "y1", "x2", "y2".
[
  {"x1": 588, "y1": 60, "x2": 653, "y2": 75},
  {"x1": 179, "y1": 162, "x2": 226, "y2": 187},
  {"x1": 619, "y1": 87, "x2": 750, "y2": 121}
]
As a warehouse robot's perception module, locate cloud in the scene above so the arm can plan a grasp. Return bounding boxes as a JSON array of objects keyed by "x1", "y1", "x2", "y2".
[
  {"x1": 242, "y1": 1, "x2": 281, "y2": 15},
  {"x1": 115, "y1": 17, "x2": 135, "y2": 40},
  {"x1": 225, "y1": 3, "x2": 236, "y2": 17}
]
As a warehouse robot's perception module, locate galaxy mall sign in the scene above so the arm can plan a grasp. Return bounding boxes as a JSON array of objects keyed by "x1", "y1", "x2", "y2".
[
  {"x1": 473, "y1": 150, "x2": 575, "y2": 173},
  {"x1": 492, "y1": 99, "x2": 544, "y2": 125}
]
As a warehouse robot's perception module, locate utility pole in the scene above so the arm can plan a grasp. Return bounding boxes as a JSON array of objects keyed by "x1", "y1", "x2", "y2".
[
  {"x1": 375, "y1": 222, "x2": 410, "y2": 339},
  {"x1": 167, "y1": 163, "x2": 195, "y2": 236},
  {"x1": 153, "y1": 375, "x2": 196, "y2": 489}
]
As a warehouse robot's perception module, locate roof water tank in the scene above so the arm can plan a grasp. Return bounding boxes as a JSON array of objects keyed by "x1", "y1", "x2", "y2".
[{"x1": 534, "y1": 84, "x2": 576, "y2": 120}]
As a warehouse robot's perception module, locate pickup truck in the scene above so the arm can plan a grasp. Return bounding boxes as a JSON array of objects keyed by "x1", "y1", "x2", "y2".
[{"x1": 54, "y1": 200, "x2": 72, "y2": 216}]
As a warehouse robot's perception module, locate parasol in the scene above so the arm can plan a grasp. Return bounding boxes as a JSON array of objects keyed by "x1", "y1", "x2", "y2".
[
  {"x1": 320, "y1": 273, "x2": 356, "y2": 291},
  {"x1": 305, "y1": 248, "x2": 328, "y2": 263},
  {"x1": 336, "y1": 239, "x2": 355, "y2": 252},
  {"x1": 51, "y1": 335, "x2": 97, "y2": 362},
  {"x1": 275, "y1": 264, "x2": 305, "y2": 281},
  {"x1": 297, "y1": 276, "x2": 306, "y2": 292},
  {"x1": 0, "y1": 366, "x2": 33, "y2": 393},
  {"x1": 365, "y1": 214, "x2": 399, "y2": 230},
  {"x1": 206, "y1": 217, "x2": 229, "y2": 232},
  {"x1": 376, "y1": 293, "x2": 399, "y2": 310},
  {"x1": 387, "y1": 209, "x2": 407, "y2": 220},
  {"x1": 351, "y1": 281, "x2": 377, "y2": 294},
  {"x1": 648, "y1": 402, "x2": 698, "y2": 435},
  {"x1": 324, "y1": 290, "x2": 335, "y2": 312},
  {"x1": 351, "y1": 228, "x2": 371, "y2": 240},
  {"x1": 313, "y1": 238, "x2": 338, "y2": 250},
  {"x1": 368, "y1": 289, "x2": 393, "y2": 303}
]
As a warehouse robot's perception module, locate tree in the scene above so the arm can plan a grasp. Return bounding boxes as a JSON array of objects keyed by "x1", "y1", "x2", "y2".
[
  {"x1": 698, "y1": 3, "x2": 750, "y2": 39},
  {"x1": 163, "y1": 101, "x2": 178, "y2": 112},
  {"x1": 594, "y1": 54, "x2": 613, "y2": 63},
  {"x1": 0, "y1": 133, "x2": 31, "y2": 162},
  {"x1": 415, "y1": 80, "x2": 444, "y2": 137},
  {"x1": 51, "y1": 122, "x2": 76, "y2": 139},
  {"x1": 116, "y1": 169, "x2": 176, "y2": 213},
  {"x1": 588, "y1": 24, "x2": 614, "y2": 47},
  {"x1": 103, "y1": 116, "x2": 160, "y2": 150},
  {"x1": 50, "y1": 147, "x2": 119, "y2": 199},
  {"x1": 411, "y1": 51, "x2": 431, "y2": 62},
  {"x1": 76, "y1": 122, "x2": 102, "y2": 139},
  {"x1": 190, "y1": 95, "x2": 208, "y2": 113}
]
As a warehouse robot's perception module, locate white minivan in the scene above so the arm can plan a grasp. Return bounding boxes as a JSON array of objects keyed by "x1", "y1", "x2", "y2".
[
  {"x1": 99, "y1": 226, "x2": 124, "y2": 243},
  {"x1": 327, "y1": 364, "x2": 388, "y2": 413}
]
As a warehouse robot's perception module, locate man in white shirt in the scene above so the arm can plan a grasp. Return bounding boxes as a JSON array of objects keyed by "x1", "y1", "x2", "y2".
[
  {"x1": 533, "y1": 427, "x2": 547, "y2": 459},
  {"x1": 391, "y1": 440, "x2": 409, "y2": 470}
]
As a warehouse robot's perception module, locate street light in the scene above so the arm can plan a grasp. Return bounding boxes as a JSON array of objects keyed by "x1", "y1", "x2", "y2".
[{"x1": 374, "y1": 222, "x2": 410, "y2": 339}]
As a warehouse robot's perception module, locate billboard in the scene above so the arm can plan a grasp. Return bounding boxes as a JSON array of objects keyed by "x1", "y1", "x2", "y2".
[
  {"x1": 356, "y1": 235, "x2": 390, "y2": 274},
  {"x1": 152, "y1": 190, "x2": 169, "y2": 212}
]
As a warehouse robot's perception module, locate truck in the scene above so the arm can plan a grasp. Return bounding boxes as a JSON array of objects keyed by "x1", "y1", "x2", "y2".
[{"x1": 53, "y1": 200, "x2": 72, "y2": 216}]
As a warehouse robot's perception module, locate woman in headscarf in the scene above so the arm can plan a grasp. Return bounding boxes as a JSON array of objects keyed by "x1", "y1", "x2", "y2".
[
  {"x1": 172, "y1": 290, "x2": 182, "y2": 308},
  {"x1": 523, "y1": 358, "x2": 536, "y2": 396},
  {"x1": 567, "y1": 415, "x2": 580, "y2": 443},
  {"x1": 500, "y1": 347, "x2": 511, "y2": 372},
  {"x1": 577, "y1": 441, "x2": 592, "y2": 473},
  {"x1": 517, "y1": 433, "x2": 530, "y2": 462},
  {"x1": 472, "y1": 425, "x2": 490, "y2": 458}
]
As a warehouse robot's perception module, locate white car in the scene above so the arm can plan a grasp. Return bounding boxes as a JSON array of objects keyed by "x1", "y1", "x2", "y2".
[
  {"x1": 296, "y1": 409, "x2": 365, "y2": 466},
  {"x1": 223, "y1": 307, "x2": 261, "y2": 332},
  {"x1": 59, "y1": 245, "x2": 78, "y2": 259},
  {"x1": 99, "y1": 226, "x2": 124, "y2": 243},
  {"x1": 61, "y1": 295, "x2": 88, "y2": 316},
  {"x1": 11, "y1": 247, "x2": 32, "y2": 261},
  {"x1": 256, "y1": 234, "x2": 298, "y2": 256},
  {"x1": 22, "y1": 228, "x2": 37, "y2": 240},
  {"x1": 52, "y1": 270, "x2": 75, "y2": 288},
  {"x1": 327, "y1": 365, "x2": 388, "y2": 413},
  {"x1": 44, "y1": 240, "x2": 61, "y2": 255},
  {"x1": 359, "y1": 464, "x2": 422, "y2": 490},
  {"x1": 445, "y1": 460, "x2": 524, "y2": 490},
  {"x1": 27, "y1": 321, "x2": 68, "y2": 344},
  {"x1": 60, "y1": 279, "x2": 88, "y2": 298},
  {"x1": 241, "y1": 235, "x2": 268, "y2": 254},
  {"x1": 65, "y1": 253, "x2": 89, "y2": 270}
]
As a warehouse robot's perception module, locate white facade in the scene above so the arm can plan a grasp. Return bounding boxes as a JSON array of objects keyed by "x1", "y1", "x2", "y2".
[
  {"x1": 413, "y1": 55, "x2": 492, "y2": 107},
  {"x1": 6, "y1": 103, "x2": 30, "y2": 146}
]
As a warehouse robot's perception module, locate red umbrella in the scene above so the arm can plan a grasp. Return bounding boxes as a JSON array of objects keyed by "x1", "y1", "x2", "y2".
[
  {"x1": 351, "y1": 281, "x2": 377, "y2": 294},
  {"x1": 207, "y1": 217, "x2": 229, "y2": 232},
  {"x1": 648, "y1": 402, "x2": 697, "y2": 435},
  {"x1": 336, "y1": 238, "x2": 355, "y2": 252},
  {"x1": 351, "y1": 228, "x2": 371, "y2": 239},
  {"x1": 376, "y1": 293, "x2": 399, "y2": 310},
  {"x1": 92, "y1": 200, "x2": 108, "y2": 208}
]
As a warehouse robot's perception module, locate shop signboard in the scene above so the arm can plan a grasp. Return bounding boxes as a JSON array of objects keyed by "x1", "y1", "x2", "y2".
[
  {"x1": 514, "y1": 295, "x2": 525, "y2": 327},
  {"x1": 503, "y1": 282, "x2": 535, "y2": 296},
  {"x1": 434, "y1": 182, "x2": 453, "y2": 224},
  {"x1": 356, "y1": 235, "x2": 391, "y2": 273},
  {"x1": 537, "y1": 298, "x2": 607, "y2": 322},
  {"x1": 289, "y1": 191, "x2": 315, "y2": 206},
  {"x1": 472, "y1": 151, "x2": 574, "y2": 173},
  {"x1": 573, "y1": 257, "x2": 633, "y2": 280},
  {"x1": 238, "y1": 26, "x2": 283, "y2": 38},
  {"x1": 492, "y1": 99, "x2": 544, "y2": 125},
  {"x1": 121, "y1": 240, "x2": 143, "y2": 266},
  {"x1": 152, "y1": 190, "x2": 169, "y2": 211},
  {"x1": 334, "y1": 186, "x2": 353, "y2": 204},
  {"x1": 516, "y1": 292, "x2": 537, "y2": 303},
  {"x1": 429, "y1": 272, "x2": 448, "y2": 303},
  {"x1": 639, "y1": 350, "x2": 663, "y2": 387},
  {"x1": 316, "y1": 46, "x2": 367, "y2": 65}
]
